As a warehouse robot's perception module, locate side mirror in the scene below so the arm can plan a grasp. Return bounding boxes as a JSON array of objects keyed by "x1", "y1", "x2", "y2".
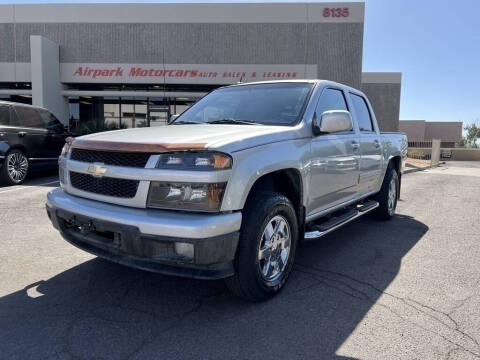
[
  {"x1": 312, "y1": 110, "x2": 353, "y2": 135},
  {"x1": 168, "y1": 114, "x2": 179, "y2": 124}
]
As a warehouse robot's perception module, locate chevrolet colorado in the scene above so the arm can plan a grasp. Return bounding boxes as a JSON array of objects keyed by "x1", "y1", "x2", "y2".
[{"x1": 46, "y1": 80, "x2": 407, "y2": 301}]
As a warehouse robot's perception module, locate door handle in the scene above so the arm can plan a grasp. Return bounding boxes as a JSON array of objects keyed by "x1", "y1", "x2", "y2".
[
  {"x1": 18, "y1": 131, "x2": 27, "y2": 137},
  {"x1": 374, "y1": 139, "x2": 380, "y2": 148},
  {"x1": 351, "y1": 141, "x2": 360, "y2": 150}
]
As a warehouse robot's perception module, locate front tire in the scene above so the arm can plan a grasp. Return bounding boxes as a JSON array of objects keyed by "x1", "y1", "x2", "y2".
[
  {"x1": 1, "y1": 149, "x2": 29, "y2": 185},
  {"x1": 225, "y1": 192, "x2": 298, "y2": 301},
  {"x1": 373, "y1": 167, "x2": 398, "y2": 220}
]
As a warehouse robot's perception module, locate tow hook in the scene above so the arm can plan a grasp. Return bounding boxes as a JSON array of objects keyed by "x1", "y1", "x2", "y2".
[{"x1": 80, "y1": 220, "x2": 96, "y2": 234}]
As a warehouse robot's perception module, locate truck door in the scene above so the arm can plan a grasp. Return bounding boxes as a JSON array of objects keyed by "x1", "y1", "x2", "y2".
[
  {"x1": 349, "y1": 93, "x2": 383, "y2": 194},
  {"x1": 307, "y1": 88, "x2": 360, "y2": 217}
]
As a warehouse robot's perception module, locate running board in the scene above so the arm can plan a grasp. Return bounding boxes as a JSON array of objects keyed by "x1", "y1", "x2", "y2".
[{"x1": 304, "y1": 200, "x2": 379, "y2": 240}]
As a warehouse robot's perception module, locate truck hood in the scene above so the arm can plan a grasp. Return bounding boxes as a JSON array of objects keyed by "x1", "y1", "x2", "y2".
[{"x1": 74, "y1": 124, "x2": 302, "y2": 153}]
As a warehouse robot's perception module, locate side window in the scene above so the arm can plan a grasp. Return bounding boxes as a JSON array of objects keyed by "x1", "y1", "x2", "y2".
[
  {"x1": 350, "y1": 94, "x2": 374, "y2": 132},
  {"x1": 38, "y1": 109, "x2": 64, "y2": 133},
  {"x1": 0, "y1": 105, "x2": 9, "y2": 126},
  {"x1": 13, "y1": 106, "x2": 45, "y2": 128},
  {"x1": 315, "y1": 88, "x2": 348, "y2": 115}
]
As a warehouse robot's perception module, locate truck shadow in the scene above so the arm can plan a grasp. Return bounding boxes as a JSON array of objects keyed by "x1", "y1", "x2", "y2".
[{"x1": 0, "y1": 213, "x2": 427, "y2": 359}]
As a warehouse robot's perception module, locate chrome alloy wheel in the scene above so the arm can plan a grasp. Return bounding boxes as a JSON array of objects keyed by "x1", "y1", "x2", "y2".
[
  {"x1": 258, "y1": 215, "x2": 291, "y2": 282},
  {"x1": 387, "y1": 177, "x2": 397, "y2": 215},
  {"x1": 7, "y1": 152, "x2": 28, "y2": 183}
]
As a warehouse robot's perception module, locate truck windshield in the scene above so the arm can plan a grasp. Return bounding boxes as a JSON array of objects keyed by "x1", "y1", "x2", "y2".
[{"x1": 173, "y1": 82, "x2": 314, "y2": 126}]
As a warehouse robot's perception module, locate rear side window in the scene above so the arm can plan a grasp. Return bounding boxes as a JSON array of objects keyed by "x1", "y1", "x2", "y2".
[
  {"x1": 13, "y1": 106, "x2": 44, "y2": 128},
  {"x1": 0, "y1": 105, "x2": 9, "y2": 126},
  {"x1": 315, "y1": 88, "x2": 348, "y2": 115},
  {"x1": 350, "y1": 94, "x2": 374, "y2": 132},
  {"x1": 38, "y1": 109, "x2": 64, "y2": 132}
]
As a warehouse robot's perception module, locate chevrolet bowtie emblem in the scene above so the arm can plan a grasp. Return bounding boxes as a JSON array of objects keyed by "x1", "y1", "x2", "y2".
[{"x1": 87, "y1": 163, "x2": 107, "y2": 178}]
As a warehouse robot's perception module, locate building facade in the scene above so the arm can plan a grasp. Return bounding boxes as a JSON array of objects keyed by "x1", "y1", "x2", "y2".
[
  {"x1": 361, "y1": 72, "x2": 402, "y2": 132},
  {"x1": 0, "y1": 2, "x2": 401, "y2": 131},
  {"x1": 399, "y1": 120, "x2": 463, "y2": 148}
]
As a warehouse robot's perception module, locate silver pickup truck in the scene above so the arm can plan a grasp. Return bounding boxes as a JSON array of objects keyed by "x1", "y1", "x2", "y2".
[{"x1": 46, "y1": 80, "x2": 407, "y2": 301}]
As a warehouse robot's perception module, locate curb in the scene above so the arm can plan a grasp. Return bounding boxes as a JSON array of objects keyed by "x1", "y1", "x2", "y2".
[{"x1": 404, "y1": 162, "x2": 445, "y2": 174}]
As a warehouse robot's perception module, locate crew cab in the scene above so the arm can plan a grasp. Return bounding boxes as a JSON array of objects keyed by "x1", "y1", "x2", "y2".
[
  {"x1": 46, "y1": 80, "x2": 407, "y2": 301},
  {"x1": 0, "y1": 101, "x2": 69, "y2": 185}
]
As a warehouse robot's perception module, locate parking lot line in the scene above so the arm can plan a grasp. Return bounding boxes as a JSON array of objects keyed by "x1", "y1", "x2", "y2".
[{"x1": 0, "y1": 180, "x2": 59, "y2": 194}]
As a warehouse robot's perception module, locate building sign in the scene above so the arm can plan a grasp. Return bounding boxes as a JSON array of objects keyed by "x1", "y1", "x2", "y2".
[{"x1": 60, "y1": 64, "x2": 318, "y2": 84}]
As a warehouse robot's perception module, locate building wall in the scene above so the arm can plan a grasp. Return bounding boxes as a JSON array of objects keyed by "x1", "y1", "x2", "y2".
[
  {"x1": 424, "y1": 121, "x2": 463, "y2": 143},
  {"x1": 399, "y1": 120, "x2": 426, "y2": 142},
  {"x1": 450, "y1": 149, "x2": 480, "y2": 161},
  {"x1": 399, "y1": 120, "x2": 463, "y2": 145},
  {"x1": 361, "y1": 72, "x2": 401, "y2": 132},
  {"x1": 0, "y1": 24, "x2": 14, "y2": 62},
  {"x1": 0, "y1": 3, "x2": 365, "y2": 88},
  {"x1": 30, "y1": 36, "x2": 69, "y2": 122}
]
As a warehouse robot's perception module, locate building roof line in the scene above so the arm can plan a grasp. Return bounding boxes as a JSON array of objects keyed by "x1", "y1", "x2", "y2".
[{"x1": 0, "y1": 3, "x2": 364, "y2": 24}]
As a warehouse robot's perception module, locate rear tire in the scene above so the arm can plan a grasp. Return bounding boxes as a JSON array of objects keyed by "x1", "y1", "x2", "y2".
[
  {"x1": 373, "y1": 167, "x2": 398, "y2": 220},
  {"x1": 0, "y1": 149, "x2": 29, "y2": 185},
  {"x1": 225, "y1": 192, "x2": 298, "y2": 301}
]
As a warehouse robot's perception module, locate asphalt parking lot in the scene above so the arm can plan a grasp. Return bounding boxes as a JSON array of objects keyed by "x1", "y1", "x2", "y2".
[{"x1": 1, "y1": 161, "x2": 479, "y2": 360}]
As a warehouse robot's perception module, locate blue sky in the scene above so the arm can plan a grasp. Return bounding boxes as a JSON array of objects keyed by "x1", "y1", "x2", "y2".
[
  {"x1": 363, "y1": 0, "x2": 479, "y2": 124},
  {"x1": 1, "y1": 0, "x2": 479, "y2": 124}
]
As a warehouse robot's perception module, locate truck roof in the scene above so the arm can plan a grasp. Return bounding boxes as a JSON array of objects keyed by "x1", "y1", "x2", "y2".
[{"x1": 223, "y1": 79, "x2": 363, "y2": 94}]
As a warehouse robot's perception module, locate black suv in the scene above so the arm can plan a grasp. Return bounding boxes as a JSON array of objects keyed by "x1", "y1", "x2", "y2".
[{"x1": 0, "y1": 101, "x2": 69, "y2": 185}]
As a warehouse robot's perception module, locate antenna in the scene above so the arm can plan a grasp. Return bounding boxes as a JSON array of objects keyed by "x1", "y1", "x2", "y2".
[{"x1": 238, "y1": 74, "x2": 244, "y2": 84}]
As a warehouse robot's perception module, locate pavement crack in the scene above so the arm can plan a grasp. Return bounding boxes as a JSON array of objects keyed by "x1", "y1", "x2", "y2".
[
  {"x1": 125, "y1": 291, "x2": 222, "y2": 360},
  {"x1": 295, "y1": 262, "x2": 480, "y2": 358}
]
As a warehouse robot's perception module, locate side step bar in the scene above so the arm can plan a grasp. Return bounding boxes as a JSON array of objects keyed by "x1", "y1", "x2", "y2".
[{"x1": 304, "y1": 200, "x2": 379, "y2": 240}]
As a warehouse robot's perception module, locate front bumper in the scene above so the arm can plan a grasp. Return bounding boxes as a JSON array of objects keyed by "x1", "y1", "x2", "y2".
[{"x1": 46, "y1": 188, "x2": 242, "y2": 279}]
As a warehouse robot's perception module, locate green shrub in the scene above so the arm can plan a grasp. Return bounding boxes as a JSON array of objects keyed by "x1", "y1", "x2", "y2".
[{"x1": 74, "y1": 120, "x2": 127, "y2": 136}]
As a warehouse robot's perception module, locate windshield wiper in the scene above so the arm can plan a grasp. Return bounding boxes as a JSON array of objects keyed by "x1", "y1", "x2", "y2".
[
  {"x1": 172, "y1": 120, "x2": 202, "y2": 125},
  {"x1": 206, "y1": 119, "x2": 261, "y2": 125}
]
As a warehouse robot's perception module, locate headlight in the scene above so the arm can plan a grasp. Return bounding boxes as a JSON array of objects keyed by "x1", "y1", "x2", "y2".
[
  {"x1": 59, "y1": 138, "x2": 72, "y2": 186},
  {"x1": 58, "y1": 156, "x2": 68, "y2": 186},
  {"x1": 147, "y1": 182, "x2": 226, "y2": 212},
  {"x1": 60, "y1": 139, "x2": 72, "y2": 158},
  {"x1": 156, "y1": 152, "x2": 232, "y2": 171}
]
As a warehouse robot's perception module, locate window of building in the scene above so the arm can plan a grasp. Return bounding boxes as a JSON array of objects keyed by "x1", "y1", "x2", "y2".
[
  {"x1": 315, "y1": 88, "x2": 348, "y2": 115},
  {"x1": 66, "y1": 91, "x2": 201, "y2": 130},
  {"x1": 350, "y1": 93, "x2": 374, "y2": 132},
  {"x1": 121, "y1": 97, "x2": 148, "y2": 128},
  {"x1": 103, "y1": 97, "x2": 121, "y2": 128}
]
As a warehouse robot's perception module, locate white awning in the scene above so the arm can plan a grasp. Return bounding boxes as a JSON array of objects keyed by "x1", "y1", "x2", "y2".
[{"x1": 0, "y1": 89, "x2": 32, "y2": 95}]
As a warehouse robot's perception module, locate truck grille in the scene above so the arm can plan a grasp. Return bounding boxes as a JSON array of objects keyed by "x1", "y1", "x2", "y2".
[
  {"x1": 71, "y1": 149, "x2": 150, "y2": 168},
  {"x1": 69, "y1": 171, "x2": 139, "y2": 198}
]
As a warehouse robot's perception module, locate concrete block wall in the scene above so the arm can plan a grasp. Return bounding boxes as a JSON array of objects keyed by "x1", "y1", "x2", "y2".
[
  {"x1": 0, "y1": 3, "x2": 365, "y2": 88},
  {"x1": 450, "y1": 149, "x2": 480, "y2": 161},
  {"x1": 361, "y1": 72, "x2": 401, "y2": 132}
]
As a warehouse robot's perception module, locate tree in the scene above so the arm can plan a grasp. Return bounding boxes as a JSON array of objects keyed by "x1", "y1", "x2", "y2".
[{"x1": 464, "y1": 122, "x2": 480, "y2": 148}]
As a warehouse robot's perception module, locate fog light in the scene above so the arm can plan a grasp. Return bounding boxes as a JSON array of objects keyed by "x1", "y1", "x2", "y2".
[{"x1": 174, "y1": 242, "x2": 194, "y2": 259}]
